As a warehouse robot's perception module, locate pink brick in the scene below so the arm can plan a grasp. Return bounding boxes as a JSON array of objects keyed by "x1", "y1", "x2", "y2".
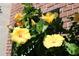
[
  {"x1": 56, "y1": 3, "x2": 67, "y2": 8},
  {"x1": 62, "y1": 4, "x2": 72, "y2": 12},
  {"x1": 63, "y1": 22, "x2": 68, "y2": 28},
  {"x1": 73, "y1": 8, "x2": 78, "y2": 13},
  {"x1": 60, "y1": 11, "x2": 67, "y2": 18},
  {"x1": 46, "y1": 3, "x2": 54, "y2": 8},
  {"x1": 66, "y1": 9, "x2": 74, "y2": 16},
  {"x1": 72, "y1": 4, "x2": 79, "y2": 9},
  {"x1": 62, "y1": 18, "x2": 70, "y2": 22}
]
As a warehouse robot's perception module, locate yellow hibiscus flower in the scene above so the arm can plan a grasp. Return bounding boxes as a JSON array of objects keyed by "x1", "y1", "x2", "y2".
[
  {"x1": 10, "y1": 27, "x2": 31, "y2": 44},
  {"x1": 41, "y1": 12, "x2": 58, "y2": 24},
  {"x1": 14, "y1": 13, "x2": 23, "y2": 21},
  {"x1": 43, "y1": 34, "x2": 65, "y2": 49}
]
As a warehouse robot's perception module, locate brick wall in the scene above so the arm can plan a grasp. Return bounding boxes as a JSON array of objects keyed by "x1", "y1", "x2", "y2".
[
  {"x1": 6, "y1": 3, "x2": 23, "y2": 56},
  {"x1": 6, "y1": 3, "x2": 79, "y2": 56},
  {"x1": 33, "y1": 3, "x2": 79, "y2": 29}
]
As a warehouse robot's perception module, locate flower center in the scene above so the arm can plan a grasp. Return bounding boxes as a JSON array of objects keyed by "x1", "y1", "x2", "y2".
[
  {"x1": 52, "y1": 41, "x2": 56, "y2": 43},
  {"x1": 19, "y1": 34, "x2": 22, "y2": 38}
]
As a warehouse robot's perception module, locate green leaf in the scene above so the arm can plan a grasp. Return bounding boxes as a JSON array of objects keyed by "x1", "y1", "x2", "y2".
[
  {"x1": 65, "y1": 42, "x2": 79, "y2": 55},
  {"x1": 36, "y1": 20, "x2": 43, "y2": 34},
  {"x1": 42, "y1": 25, "x2": 48, "y2": 32},
  {"x1": 36, "y1": 20, "x2": 48, "y2": 34}
]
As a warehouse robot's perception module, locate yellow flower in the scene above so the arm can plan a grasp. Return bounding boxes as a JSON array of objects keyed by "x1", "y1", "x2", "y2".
[
  {"x1": 10, "y1": 27, "x2": 31, "y2": 44},
  {"x1": 31, "y1": 19, "x2": 36, "y2": 26},
  {"x1": 41, "y1": 12, "x2": 58, "y2": 24},
  {"x1": 43, "y1": 34, "x2": 65, "y2": 49},
  {"x1": 14, "y1": 13, "x2": 23, "y2": 21}
]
